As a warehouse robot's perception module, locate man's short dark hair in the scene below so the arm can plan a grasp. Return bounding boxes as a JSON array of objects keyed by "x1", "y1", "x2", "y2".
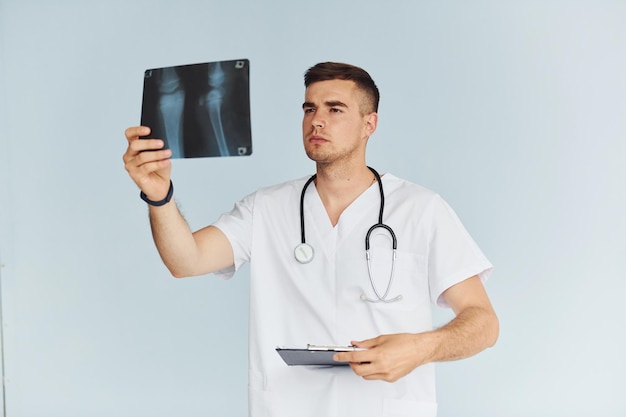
[{"x1": 304, "y1": 62, "x2": 380, "y2": 114}]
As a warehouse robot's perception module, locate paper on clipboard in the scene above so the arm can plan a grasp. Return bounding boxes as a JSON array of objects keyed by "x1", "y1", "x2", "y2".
[{"x1": 276, "y1": 345, "x2": 366, "y2": 366}]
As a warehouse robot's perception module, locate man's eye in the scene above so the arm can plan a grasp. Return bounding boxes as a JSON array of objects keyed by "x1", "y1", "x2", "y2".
[
  {"x1": 304, "y1": 108, "x2": 315, "y2": 114},
  {"x1": 330, "y1": 108, "x2": 342, "y2": 113}
]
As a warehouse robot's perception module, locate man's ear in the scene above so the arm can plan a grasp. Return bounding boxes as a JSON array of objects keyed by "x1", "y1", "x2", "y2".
[{"x1": 364, "y1": 112, "x2": 378, "y2": 137}]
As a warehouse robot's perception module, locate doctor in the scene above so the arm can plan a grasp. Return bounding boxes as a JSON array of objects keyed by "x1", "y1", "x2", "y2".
[{"x1": 123, "y1": 62, "x2": 499, "y2": 417}]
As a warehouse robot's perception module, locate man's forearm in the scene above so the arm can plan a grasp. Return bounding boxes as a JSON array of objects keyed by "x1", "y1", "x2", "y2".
[
  {"x1": 148, "y1": 199, "x2": 202, "y2": 278},
  {"x1": 426, "y1": 305, "x2": 499, "y2": 363}
]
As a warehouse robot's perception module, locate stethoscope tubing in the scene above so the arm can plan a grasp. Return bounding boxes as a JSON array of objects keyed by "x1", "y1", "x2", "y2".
[
  {"x1": 296, "y1": 166, "x2": 401, "y2": 303},
  {"x1": 299, "y1": 174, "x2": 317, "y2": 247}
]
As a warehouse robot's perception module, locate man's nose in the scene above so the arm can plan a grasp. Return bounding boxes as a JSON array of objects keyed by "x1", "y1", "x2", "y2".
[{"x1": 311, "y1": 113, "x2": 324, "y2": 129}]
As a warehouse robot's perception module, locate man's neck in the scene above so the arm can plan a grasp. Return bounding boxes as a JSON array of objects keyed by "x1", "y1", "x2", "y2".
[{"x1": 314, "y1": 164, "x2": 377, "y2": 226}]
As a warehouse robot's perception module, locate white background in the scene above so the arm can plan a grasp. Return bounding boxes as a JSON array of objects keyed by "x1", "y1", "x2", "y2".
[{"x1": 0, "y1": 0, "x2": 624, "y2": 416}]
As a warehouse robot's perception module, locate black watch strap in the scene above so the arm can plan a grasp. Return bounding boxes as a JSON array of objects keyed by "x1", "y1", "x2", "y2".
[{"x1": 140, "y1": 181, "x2": 174, "y2": 207}]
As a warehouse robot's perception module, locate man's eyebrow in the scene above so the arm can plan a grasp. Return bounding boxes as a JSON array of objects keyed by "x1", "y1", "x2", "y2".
[
  {"x1": 302, "y1": 100, "x2": 349, "y2": 109},
  {"x1": 325, "y1": 100, "x2": 348, "y2": 108}
]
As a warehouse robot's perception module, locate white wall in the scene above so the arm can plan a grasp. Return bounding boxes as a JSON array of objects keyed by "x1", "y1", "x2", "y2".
[{"x1": 0, "y1": 1, "x2": 624, "y2": 416}]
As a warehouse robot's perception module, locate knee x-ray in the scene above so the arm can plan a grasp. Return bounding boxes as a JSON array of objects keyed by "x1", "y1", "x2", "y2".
[{"x1": 140, "y1": 59, "x2": 252, "y2": 158}]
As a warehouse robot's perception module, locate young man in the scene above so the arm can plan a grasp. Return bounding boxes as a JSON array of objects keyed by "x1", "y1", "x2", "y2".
[{"x1": 123, "y1": 62, "x2": 498, "y2": 417}]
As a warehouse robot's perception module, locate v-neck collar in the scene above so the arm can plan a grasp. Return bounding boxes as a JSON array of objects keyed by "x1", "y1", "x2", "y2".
[{"x1": 302, "y1": 176, "x2": 384, "y2": 261}]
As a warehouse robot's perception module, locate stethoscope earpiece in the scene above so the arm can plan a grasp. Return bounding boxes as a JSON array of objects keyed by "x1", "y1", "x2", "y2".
[{"x1": 295, "y1": 167, "x2": 402, "y2": 303}]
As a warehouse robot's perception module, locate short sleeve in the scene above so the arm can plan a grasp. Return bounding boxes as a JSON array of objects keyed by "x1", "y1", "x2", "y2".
[
  {"x1": 427, "y1": 195, "x2": 493, "y2": 307},
  {"x1": 211, "y1": 192, "x2": 255, "y2": 279}
]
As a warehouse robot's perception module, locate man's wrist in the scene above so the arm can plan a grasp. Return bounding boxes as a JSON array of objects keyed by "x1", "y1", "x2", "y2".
[{"x1": 140, "y1": 180, "x2": 174, "y2": 206}]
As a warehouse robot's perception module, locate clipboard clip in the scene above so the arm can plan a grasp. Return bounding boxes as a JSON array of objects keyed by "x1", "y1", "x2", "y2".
[{"x1": 306, "y1": 344, "x2": 365, "y2": 352}]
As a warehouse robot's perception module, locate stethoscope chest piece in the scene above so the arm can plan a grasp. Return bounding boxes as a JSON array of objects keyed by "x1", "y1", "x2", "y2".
[{"x1": 294, "y1": 242, "x2": 315, "y2": 264}]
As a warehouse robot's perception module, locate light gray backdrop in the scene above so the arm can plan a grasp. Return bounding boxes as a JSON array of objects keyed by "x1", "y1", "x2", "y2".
[{"x1": 0, "y1": 0, "x2": 624, "y2": 416}]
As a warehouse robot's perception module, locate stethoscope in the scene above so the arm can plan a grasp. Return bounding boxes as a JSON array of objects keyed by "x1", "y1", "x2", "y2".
[{"x1": 294, "y1": 166, "x2": 402, "y2": 303}]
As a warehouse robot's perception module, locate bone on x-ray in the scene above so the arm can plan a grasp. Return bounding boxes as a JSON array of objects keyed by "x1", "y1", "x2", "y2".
[{"x1": 140, "y1": 59, "x2": 252, "y2": 158}]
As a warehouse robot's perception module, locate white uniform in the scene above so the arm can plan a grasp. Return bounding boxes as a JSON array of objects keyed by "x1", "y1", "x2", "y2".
[{"x1": 213, "y1": 173, "x2": 492, "y2": 417}]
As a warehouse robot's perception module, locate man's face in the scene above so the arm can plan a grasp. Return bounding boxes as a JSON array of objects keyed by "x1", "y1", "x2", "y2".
[{"x1": 302, "y1": 79, "x2": 377, "y2": 166}]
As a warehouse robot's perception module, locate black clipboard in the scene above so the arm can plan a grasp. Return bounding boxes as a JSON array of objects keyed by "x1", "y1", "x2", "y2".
[{"x1": 276, "y1": 345, "x2": 365, "y2": 366}]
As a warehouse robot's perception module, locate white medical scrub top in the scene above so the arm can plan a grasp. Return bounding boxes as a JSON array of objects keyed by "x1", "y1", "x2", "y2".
[{"x1": 213, "y1": 173, "x2": 492, "y2": 417}]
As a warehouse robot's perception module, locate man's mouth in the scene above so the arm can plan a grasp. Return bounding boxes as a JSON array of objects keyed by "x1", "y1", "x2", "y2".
[{"x1": 309, "y1": 135, "x2": 328, "y2": 144}]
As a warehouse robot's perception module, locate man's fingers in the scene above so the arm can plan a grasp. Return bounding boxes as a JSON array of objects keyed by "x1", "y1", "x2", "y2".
[
  {"x1": 125, "y1": 126, "x2": 151, "y2": 142},
  {"x1": 123, "y1": 143, "x2": 170, "y2": 167},
  {"x1": 348, "y1": 360, "x2": 402, "y2": 383},
  {"x1": 333, "y1": 338, "x2": 382, "y2": 363},
  {"x1": 348, "y1": 361, "x2": 390, "y2": 380},
  {"x1": 130, "y1": 139, "x2": 168, "y2": 154},
  {"x1": 351, "y1": 337, "x2": 379, "y2": 349},
  {"x1": 333, "y1": 352, "x2": 350, "y2": 363},
  {"x1": 333, "y1": 349, "x2": 372, "y2": 363},
  {"x1": 136, "y1": 157, "x2": 171, "y2": 177}
]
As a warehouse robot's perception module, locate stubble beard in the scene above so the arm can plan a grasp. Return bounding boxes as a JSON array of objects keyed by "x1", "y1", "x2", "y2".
[{"x1": 305, "y1": 144, "x2": 360, "y2": 169}]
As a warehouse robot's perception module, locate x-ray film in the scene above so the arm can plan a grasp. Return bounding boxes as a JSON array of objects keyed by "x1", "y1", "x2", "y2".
[{"x1": 140, "y1": 59, "x2": 252, "y2": 158}]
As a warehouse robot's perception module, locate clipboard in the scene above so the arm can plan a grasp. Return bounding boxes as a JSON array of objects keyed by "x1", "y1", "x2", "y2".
[{"x1": 276, "y1": 345, "x2": 366, "y2": 366}]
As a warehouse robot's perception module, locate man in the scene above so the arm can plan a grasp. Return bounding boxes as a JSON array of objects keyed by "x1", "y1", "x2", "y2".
[{"x1": 123, "y1": 62, "x2": 498, "y2": 417}]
